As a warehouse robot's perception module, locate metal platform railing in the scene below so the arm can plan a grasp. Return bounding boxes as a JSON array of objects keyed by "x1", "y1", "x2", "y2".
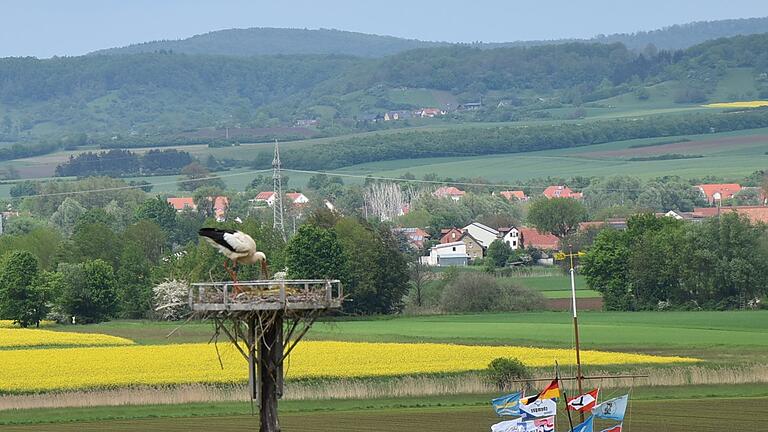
[{"x1": 189, "y1": 279, "x2": 343, "y2": 311}]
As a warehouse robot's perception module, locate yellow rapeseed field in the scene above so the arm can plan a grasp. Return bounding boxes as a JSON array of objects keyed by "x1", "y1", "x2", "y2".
[
  {"x1": 0, "y1": 320, "x2": 54, "y2": 328},
  {"x1": 0, "y1": 341, "x2": 696, "y2": 392},
  {"x1": 703, "y1": 101, "x2": 768, "y2": 108},
  {"x1": 0, "y1": 328, "x2": 134, "y2": 348}
]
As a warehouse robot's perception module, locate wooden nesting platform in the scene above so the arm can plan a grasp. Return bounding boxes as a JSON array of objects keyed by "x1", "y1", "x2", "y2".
[{"x1": 189, "y1": 279, "x2": 343, "y2": 312}]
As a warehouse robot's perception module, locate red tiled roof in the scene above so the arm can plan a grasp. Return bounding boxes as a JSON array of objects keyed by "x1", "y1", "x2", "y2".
[
  {"x1": 519, "y1": 227, "x2": 559, "y2": 250},
  {"x1": 696, "y1": 184, "x2": 741, "y2": 202},
  {"x1": 440, "y1": 228, "x2": 464, "y2": 244},
  {"x1": 694, "y1": 206, "x2": 768, "y2": 224},
  {"x1": 255, "y1": 191, "x2": 276, "y2": 200},
  {"x1": 286, "y1": 192, "x2": 305, "y2": 201},
  {"x1": 434, "y1": 186, "x2": 466, "y2": 198},
  {"x1": 542, "y1": 185, "x2": 581, "y2": 199},
  {"x1": 167, "y1": 197, "x2": 196, "y2": 211},
  {"x1": 500, "y1": 190, "x2": 527, "y2": 201}
]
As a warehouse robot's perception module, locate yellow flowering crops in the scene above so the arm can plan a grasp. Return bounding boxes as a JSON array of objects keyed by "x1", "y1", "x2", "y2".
[
  {"x1": 703, "y1": 101, "x2": 768, "y2": 108},
  {"x1": 0, "y1": 328, "x2": 133, "y2": 348},
  {"x1": 0, "y1": 340, "x2": 696, "y2": 392},
  {"x1": 0, "y1": 320, "x2": 54, "y2": 328}
]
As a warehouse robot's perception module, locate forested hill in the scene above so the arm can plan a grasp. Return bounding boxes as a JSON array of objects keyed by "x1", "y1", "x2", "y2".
[
  {"x1": 90, "y1": 17, "x2": 768, "y2": 58},
  {"x1": 90, "y1": 28, "x2": 445, "y2": 58},
  {"x1": 4, "y1": 33, "x2": 768, "y2": 144},
  {"x1": 592, "y1": 16, "x2": 768, "y2": 50}
]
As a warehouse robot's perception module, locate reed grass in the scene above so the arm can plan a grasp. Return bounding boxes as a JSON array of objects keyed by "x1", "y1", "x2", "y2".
[{"x1": 1, "y1": 364, "x2": 764, "y2": 411}]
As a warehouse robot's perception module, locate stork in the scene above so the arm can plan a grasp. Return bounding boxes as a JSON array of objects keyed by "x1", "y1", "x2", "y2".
[{"x1": 198, "y1": 228, "x2": 269, "y2": 294}]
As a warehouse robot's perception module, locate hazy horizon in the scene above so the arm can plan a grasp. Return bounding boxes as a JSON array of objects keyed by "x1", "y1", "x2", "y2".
[{"x1": 2, "y1": 0, "x2": 768, "y2": 58}]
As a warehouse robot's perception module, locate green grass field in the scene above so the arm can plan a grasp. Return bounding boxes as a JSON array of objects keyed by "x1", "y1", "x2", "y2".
[
  {"x1": 1, "y1": 387, "x2": 766, "y2": 431},
  {"x1": 55, "y1": 311, "x2": 768, "y2": 364},
  {"x1": 336, "y1": 126, "x2": 768, "y2": 182}
]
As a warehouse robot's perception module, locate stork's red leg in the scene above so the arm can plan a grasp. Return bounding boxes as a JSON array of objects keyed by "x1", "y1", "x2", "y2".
[{"x1": 223, "y1": 259, "x2": 242, "y2": 296}]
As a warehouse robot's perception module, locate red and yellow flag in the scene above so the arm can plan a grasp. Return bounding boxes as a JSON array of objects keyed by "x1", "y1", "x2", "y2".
[{"x1": 524, "y1": 379, "x2": 561, "y2": 404}]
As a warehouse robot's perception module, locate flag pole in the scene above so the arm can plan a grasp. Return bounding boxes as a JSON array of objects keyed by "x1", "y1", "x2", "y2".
[
  {"x1": 569, "y1": 245, "x2": 585, "y2": 423},
  {"x1": 557, "y1": 361, "x2": 574, "y2": 432}
]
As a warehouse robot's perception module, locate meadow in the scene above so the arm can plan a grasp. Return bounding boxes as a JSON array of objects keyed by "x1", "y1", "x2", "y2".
[{"x1": 0, "y1": 311, "x2": 765, "y2": 430}]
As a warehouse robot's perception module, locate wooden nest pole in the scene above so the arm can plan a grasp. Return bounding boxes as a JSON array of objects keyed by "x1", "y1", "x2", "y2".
[{"x1": 190, "y1": 279, "x2": 343, "y2": 432}]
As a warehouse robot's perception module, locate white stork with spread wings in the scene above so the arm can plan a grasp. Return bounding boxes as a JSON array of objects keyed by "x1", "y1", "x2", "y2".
[{"x1": 198, "y1": 228, "x2": 269, "y2": 292}]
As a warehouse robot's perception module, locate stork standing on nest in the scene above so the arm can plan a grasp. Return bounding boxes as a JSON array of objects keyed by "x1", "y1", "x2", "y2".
[{"x1": 198, "y1": 228, "x2": 269, "y2": 294}]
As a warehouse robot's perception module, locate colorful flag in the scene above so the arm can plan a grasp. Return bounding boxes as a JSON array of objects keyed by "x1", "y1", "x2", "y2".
[
  {"x1": 519, "y1": 396, "x2": 557, "y2": 419},
  {"x1": 592, "y1": 394, "x2": 629, "y2": 421},
  {"x1": 491, "y1": 418, "x2": 523, "y2": 432},
  {"x1": 492, "y1": 392, "x2": 523, "y2": 416},
  {"x1": 531, "y1": 417, "x2": 556, "y2": 432},
  {"x1": 567, "y1": 388, "x2": 599, "y2": 412},
  {"x1": 491, "y1": 417, "x2": 556, "y2": 432},
  {"x1": 599, "y1": 424, "x2": 622, "y2": 432},
  {"x1": 525, "y1": 379, "x2": 561, "y2": 404},
  {"x1": 570, "y1": 415, "x2": 594, "y2": 432}
]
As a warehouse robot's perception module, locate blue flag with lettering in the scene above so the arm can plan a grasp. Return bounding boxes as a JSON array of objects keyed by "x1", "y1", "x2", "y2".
[
  {"x1": 570, "y1": 415, "x2": 594, "y2": 432},
  {"x1": 491, "y1": 391, "x2": 522, "y2": 416},
  {"x1": 592, "y1": 394, "x2": 629, "y2": 421}
]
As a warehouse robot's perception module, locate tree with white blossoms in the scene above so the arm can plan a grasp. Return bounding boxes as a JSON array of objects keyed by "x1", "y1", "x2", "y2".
[
  {"x1": 153, "y1": 279, "x2": 190, "y2": 320},
  {"x1": 363, "y1": 182, "x2": 409, "y2": 221}
]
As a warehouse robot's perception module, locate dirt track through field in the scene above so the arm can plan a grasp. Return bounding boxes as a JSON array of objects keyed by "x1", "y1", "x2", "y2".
[
  {"x1": 1, "y1": 398, "x2": 765, "y2": 431},
  {"x1": 581, "y1": 134, "x2": 768, "y2": 158}
]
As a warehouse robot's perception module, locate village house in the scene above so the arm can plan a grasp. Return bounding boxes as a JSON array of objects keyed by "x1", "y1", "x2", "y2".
[
  {"x1": 498, "y1": 227, "x2": 521, "y2": 249},
  {"x1": 393, "y1": 228, "x2": 430, "y2": 249},
  {"x1": 462, "y1": 222, "x2": 500, "y2": 249},
  {"x1": 440, "y1": 227, "x2": 464, "y2": 244},
  {"x1": 421, "y1": 241, "x2": 469, "y2": 267},
  {"x1": 459, "y1": 231, "x2": 484, "y2": 260},
  {"x1": 499, "y1": 190, "x2": 528, "y2": 201},
  {"x1": 519, "y1": 227, "x2": 560, "y2": 250},
  {"x1": 415, "y1": 108, "x2": 446, "y2": 118},
  {"x1": 693, "y1": 206, "x2": 768, "y2": 224},
  {"x1": 294, "y1": 119, "x2": 319, "y2": 127},
  {"x1": 167, "y1": 197, "x2": 196, "y2": 212},
  {"x1": 383, "y1": 110, "x2": 412, "y2": 121},
  {"x1": 696, "y1": 183, "x2": 742, "y2": 205},
  {"x1": 251, "y1": 191, "x2": 310, "y2": 207},
  {"x1": 433, "y1": 186, "x2": 466, "y2": 201},
  {"x1": 543, "y1": 185, "x2": 583, "y2": 199},
  {"x1": 167, "y1": 196, "x2": 228, "y2": 222}
]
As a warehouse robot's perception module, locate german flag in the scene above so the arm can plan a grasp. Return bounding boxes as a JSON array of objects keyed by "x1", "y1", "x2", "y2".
[{"x1": 525, "y1": 379, "x2": 561, "y2": 403}]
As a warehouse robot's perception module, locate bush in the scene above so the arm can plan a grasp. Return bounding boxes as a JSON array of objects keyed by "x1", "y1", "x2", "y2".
[
  {"x1": 153, "y1": 280, "x2": 190, "y2": 320},
  {"x1": 439, "y1": 273, "x2": 545, "y2": 313},
  {"x1": 486, "y1": 357, "x2": 531, "y2": 391}
]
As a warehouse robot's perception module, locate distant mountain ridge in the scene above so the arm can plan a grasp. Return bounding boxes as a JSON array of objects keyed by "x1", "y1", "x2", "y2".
[
  {"x1": 90, "y1": 17, "x2": 768, "y2": 58},
  {"x1": 90, "y1": 28, "x2": 446, "y2": 58}
]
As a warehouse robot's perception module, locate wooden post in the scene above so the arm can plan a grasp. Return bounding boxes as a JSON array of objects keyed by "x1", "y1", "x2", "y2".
[
  {"x1": 248, "y1": 315, "x2": 258, "y2": 401},
  {"x1": 569, "y1": 248, "x2": 585, "y2": 422},
  {"x1": 259, "y1": 312, "x2": 283, "y2": 432}
]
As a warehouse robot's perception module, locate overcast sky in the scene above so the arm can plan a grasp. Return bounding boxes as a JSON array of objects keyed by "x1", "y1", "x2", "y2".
[{"x1": 2, "y1": 0, "x2": 768, "y2": 58}]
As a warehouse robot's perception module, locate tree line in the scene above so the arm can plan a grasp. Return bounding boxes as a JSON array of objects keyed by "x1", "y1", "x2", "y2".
[
  {"x1": 256, "y1": 109, "x2": 768, "y2": 170},
  {"x1": 582, "y1": 213, "x2": 768, "y2": 311},
  {"x1": 55, "y1": 149, "x2": 194, "y2": 177}
]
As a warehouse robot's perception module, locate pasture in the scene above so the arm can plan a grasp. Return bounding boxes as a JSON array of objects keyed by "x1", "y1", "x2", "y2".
[
  {"x1": 0, "y1": 389, "x2": 766, "y2": 431},
  {"x1": 337, "y1": 127, "x2": 768, "y2": 182}
]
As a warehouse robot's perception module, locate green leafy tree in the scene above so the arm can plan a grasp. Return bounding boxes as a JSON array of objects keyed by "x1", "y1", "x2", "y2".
[
  {"x1": 123, "y1": 220, "x2": 166, "y2": 264},
  {"x1": 178, "y1": 163, "x2": 226, "y2": 191},
  {"x1": 0, "y1": 251, "x2": 47, "y2": 327},
  {"x1": 57, "y1": 259, "x2": 118, "y2": 323},
  {"x1": 526, "y1": 197, "x2": 588, "y2": 239},
  {"x1": 71, "y1": 223, "x2": 122, "y2": 267},
  {"x1": 486, "y1": 239, "x2": 513, "y2": 268},
  {"x1": 49, "y1": 197, "x2": 86, "y2": 237},
  {"x1": 135, "y1": 196, "x2": 178, "y2": 235},
  {"x1": 286, "y1": 223, "x2": 346, "y2": 281},
  {"x1": 116, "y1": 244, "x2": 152, "y2": 318}
]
